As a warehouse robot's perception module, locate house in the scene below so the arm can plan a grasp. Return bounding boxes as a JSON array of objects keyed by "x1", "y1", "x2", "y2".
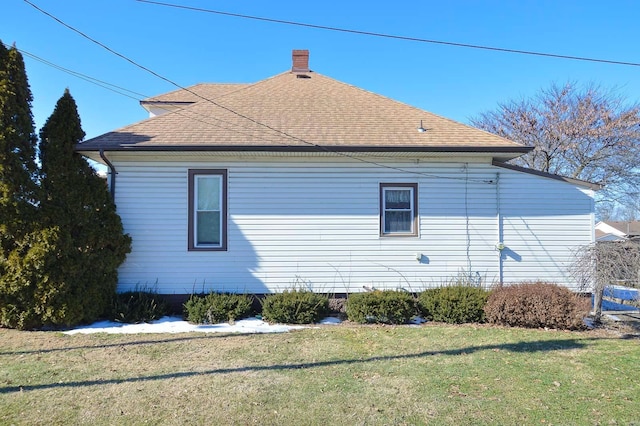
[
  {"x1": 595, "y1": 221, "x2": 640, "y2": 242},
  {"x1": 76, "y1": 50, "x2": 598, "y2": 297}
]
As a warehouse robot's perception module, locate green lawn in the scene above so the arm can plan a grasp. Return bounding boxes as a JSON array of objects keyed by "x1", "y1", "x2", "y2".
[{"x1": 0, "y1": 324, "x2": 638, "y2": 425}]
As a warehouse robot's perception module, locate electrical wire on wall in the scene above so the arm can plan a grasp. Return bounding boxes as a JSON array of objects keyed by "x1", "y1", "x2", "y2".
[
  {"x1": 496, "y1": 173, "x2": 503, "y2": 285},
  {"x1": 464, "y1": 163, "x2": 472, "y2": 279}
]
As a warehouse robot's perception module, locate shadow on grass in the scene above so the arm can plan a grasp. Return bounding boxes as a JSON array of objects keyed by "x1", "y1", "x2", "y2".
[
  {"x1": 0, "y1": 333, "x2": 253, "y2": 356},
  {"x1": 0, "y1": 337, "x2": 593, "y2": 394}
]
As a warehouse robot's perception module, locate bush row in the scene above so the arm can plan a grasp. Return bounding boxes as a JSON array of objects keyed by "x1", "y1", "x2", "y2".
[{"x1": 112, "y1": 282, "x2": 590, "y2": 330}]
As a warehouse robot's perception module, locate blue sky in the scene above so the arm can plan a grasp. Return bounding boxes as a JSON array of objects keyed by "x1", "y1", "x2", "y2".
[{"x1": 2, "y1": 0, "x2": 639, "y2": 140}]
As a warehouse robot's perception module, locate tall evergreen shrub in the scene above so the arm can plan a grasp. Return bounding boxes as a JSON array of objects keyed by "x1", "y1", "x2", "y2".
[
  {"x1": 0, "y1": 42, "x2": 39, "y2": 244},
  {"x1": 0, "y1": 54, "x2": 132, "y2": 329},
  {"x1": 0, "y1": 42, "x2": 41, "y2": 329},
  {"x1": 34, "y1": 89, "x2": 131, "y2": 326}
]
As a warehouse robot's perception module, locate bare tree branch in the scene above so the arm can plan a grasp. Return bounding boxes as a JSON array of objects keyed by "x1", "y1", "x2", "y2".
[
  {"x1": 571, "y1": 241, "x2": 640, "y2": 322},
  {"x1": 472, "y1": 82, "x2": 640, "y2": 218}
]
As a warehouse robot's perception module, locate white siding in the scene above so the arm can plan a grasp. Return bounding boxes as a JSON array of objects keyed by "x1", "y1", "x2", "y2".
[{"x1": 111, "y1": 157, "x2": 594, "y2": 294}]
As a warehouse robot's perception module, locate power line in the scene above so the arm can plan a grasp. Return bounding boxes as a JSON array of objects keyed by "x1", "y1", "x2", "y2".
[
  {"x1": 17, "y1": 40, "x2": 483, "y2": 161},
  {"x1": 21, "y1": 1, "x2": 311, "y2": 143},
  {"x1": 22, "y1": 0, "x2": 497, "y2": 184},
  {"x1": 138, "y1": 0, "x2": 640, "y2": 68},
  {"x1": 10, "y1": 44, "x2": 146, "y2": 101},
  {"x1": 23, "y1": 0, "x2": 310, "y2": 142},
  {"x1": 8, "y1": 43, "x2": 298, "y2": 145}
]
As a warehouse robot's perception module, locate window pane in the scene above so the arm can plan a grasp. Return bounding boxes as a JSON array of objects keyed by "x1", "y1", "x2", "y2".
[
  {"x1": 385, "y1": 189, "x2": 411, "y2": 209},
  {"x1": 197, "y1": 211, "x2": 221, "y2": 245},
  {"x1": 385, "y1": 211, "x2": 411, "y2": 233},
  {"x1": 197, "y1": 176, "x2": 220, "y2": 210}
]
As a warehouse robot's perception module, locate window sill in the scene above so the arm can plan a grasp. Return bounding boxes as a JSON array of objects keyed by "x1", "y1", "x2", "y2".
[
  {"x1": 379, "y1": 233, "x2": 420, "y2": 238},
  {"x1": 188, "y1": 246, "x2": 227, "y2": 252}
]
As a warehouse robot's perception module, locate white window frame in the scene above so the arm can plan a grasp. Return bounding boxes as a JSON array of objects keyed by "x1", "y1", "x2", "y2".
[{"x1": 188, "y1": 169, "x2": 227, "y2": 251}]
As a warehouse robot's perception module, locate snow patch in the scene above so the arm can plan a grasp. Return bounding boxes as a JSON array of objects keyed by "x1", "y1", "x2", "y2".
[
  {"x1": 319, "y1": 317, "x2": 342, "y2": 325},
  {"x1": 63, "y1": 316, "x2": 342, "y2": 335}
]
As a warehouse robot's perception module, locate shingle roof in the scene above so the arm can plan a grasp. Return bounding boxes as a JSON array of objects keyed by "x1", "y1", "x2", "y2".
[
  {"x1": 77, "y1": 70, "x2": 530, "y2": 155},
  {"x1": 140, "y1": 83, "x2": 250, "y2": 104},
  {"x1": 604, "y1": 221, "x2": 640, "y2": 237}
]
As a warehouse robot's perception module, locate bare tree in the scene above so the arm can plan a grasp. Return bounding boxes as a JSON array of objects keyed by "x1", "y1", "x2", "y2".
[
  {"x1": 471, "y1": 82, "x2": 640, "y2": 217},
  {"x1": 572, "y1": 241, "x2": 640, "y2": 323}
]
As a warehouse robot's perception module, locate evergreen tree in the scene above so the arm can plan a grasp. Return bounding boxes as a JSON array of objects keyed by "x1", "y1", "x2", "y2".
[
  {"x1": 0, "y1": 41, "x2": 39, "y2": 251},
  {"x1": 0, "y1": 41, "x2": 41, "y2": 328},
  {"x1": 0, "y1": 56, "x2": 132, "y2": 328},
  {"x1": 33, "y1": 89, "x2": 131, "y2": 326}
]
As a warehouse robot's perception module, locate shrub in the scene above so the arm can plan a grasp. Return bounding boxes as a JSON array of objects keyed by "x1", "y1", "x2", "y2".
[
  {"x1": 38, "y1": 90, "x2": 130, "y2": 327},
  {"x1": 346, "y1": 290, "x2": 417, "y2": 324},
  {"x1": 112, "y1": 288, "x2": 168, "y2": 323},
  {"x1": 0, "y1": 229, "x2": 66, "y2": 330},
  {"x1": 0, "y1": 227, "x2": 122, "y2": 329},
  {"x1": 484, "y1": 282, "x2": 590, "y2": 330},
  {"x1": 184, "y1": 293, "x2": 254, "y2": 324},
  {"x1": 261, "y1": 290, "x2": 329, "y2": 324},
  {"x1": 418, "y1": 286, "x2": 489, "y2": 324}
]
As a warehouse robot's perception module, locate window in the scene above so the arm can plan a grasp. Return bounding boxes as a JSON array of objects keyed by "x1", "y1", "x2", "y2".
[
  {"x1": 188, "y1": 169, "x2": 227, "y2": 251},
  {"x1": 380, "y1": 183, "x2": 418, "y2": 237}
]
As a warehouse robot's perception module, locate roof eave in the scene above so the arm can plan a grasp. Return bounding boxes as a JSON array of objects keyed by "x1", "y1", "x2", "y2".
[
  {"x1": 492, "y1": 160, "x2": 603, "y2": 190},
  {"x1": 76, "y1": 144, "x2": 532, "y2": 154}
]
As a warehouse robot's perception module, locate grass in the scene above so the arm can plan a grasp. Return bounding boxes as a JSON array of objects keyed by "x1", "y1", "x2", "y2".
[{"x1": 0, "y1": 324, "x2": 638, "y2": 425}]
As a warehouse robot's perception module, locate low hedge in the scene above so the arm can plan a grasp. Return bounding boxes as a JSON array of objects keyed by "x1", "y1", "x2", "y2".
[
  {"x1": 111, "y1": 289, "x2": 168, "y2": 324},
  {"x1": 184, "y1": 293, "x2": 254, "y2": 324},
  {"x1": 418, "y1": 286, "x2": 489, "y2": 324},
  {"x1": 484, "y1": 282, "x2": 589, "y2": 330},
  {"x1": 261, "y1": 290, "x2": 329, "y2": 324},
  {"x1": 346, "y1": 290, "x2": 417, "y2": 324}
]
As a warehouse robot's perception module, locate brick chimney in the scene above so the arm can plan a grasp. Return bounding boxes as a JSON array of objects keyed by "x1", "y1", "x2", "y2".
[{"x1": 291, "y1": 49, "x2": 310, "y2": 73}]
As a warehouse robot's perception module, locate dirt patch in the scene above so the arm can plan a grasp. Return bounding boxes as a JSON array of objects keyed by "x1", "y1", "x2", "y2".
[{"x1": 588, "y1": 311, "x2": 640, "y2": 339}]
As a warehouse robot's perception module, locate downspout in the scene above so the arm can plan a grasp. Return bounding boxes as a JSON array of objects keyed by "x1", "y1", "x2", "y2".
[
  {"x1": 496, "y1": 173, "x2": 504, "y2": 286},
  {"x1": 99, "y1": 149, "x2": 116, "y2": 200}
]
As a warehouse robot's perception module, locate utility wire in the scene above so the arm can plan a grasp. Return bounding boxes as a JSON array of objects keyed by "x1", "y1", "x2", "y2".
[
  {"x1": 8, "y1": 43, "x2": 296, "y2": 144},
  {"x1": 17, "y1": 40, "x2": 490, "y2": 161},
  {"x1": 23, "y1": 0, "x2": 327, "y2": 147},
  {"x1": 10, "y1": 44, "x2": 146, "y2": 101},
  {"x1": 21, "y1": 1, "x2": 313, "y2": 143},
  {"x1": 23, "y1": 0, "x2": 497, "y2": 184},
  {"x1": 138, "y1": 0, "x2": 640, "y2": 68}
]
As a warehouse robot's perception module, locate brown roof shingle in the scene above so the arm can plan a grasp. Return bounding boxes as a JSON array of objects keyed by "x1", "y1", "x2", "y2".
[
  {"x1": 604, "y1": 221, "x2": 640, "y2": 237},
  {"x1": 141, "y1": 83, "x2": 250, "y2": 104},
  {"x1": 78, "y1": 70, "x2": 530, "y2": 155}
]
